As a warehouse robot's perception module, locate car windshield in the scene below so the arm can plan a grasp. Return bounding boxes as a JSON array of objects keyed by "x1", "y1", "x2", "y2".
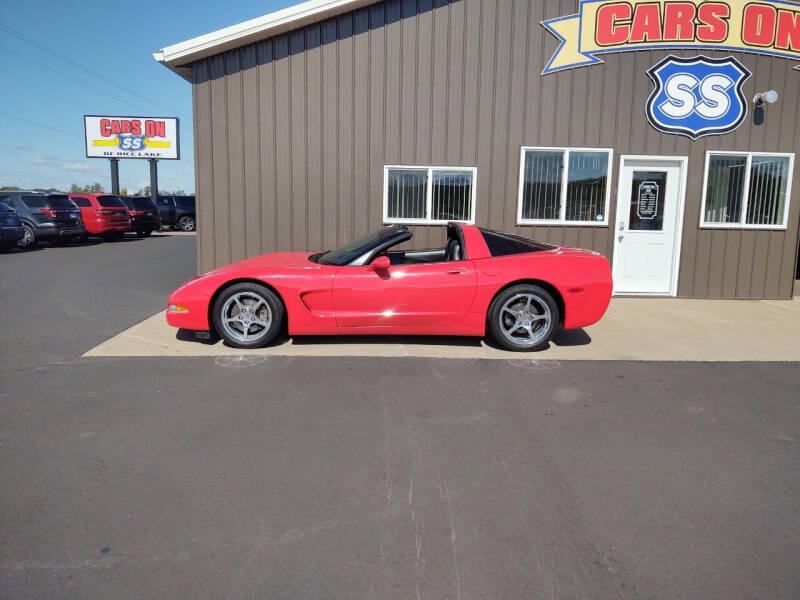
[
  {"x1": 45, "y1": 195, "x2": 75, "y2": 209},
  {"x1": 124, "y1": 197, "x2": 156, "y2": 210},
  {"x1": 97, "y1": 195, "x2": 126, "y2": 208},
  {"x1": 315, "y1": 228, "x2": 405, "y2": 265}
]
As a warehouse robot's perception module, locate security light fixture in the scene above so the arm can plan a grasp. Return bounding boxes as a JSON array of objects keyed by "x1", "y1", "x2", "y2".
[{"x1": 753, "y1": 90, "x2": 779, "y2": 107}]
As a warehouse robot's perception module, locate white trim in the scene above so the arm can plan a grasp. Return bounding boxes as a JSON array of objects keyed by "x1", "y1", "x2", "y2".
[
  {"x1": 153, "y1": 0, "x2": 380, "y2": 77},
  {"x1": 612, "y1": 155, "x2": 689, "y2": 298},
  {"x1": 382, "y1": 165, "x2": 477, "y2": 226},
  {"x1": 516, "y1": 146, "x2": 613, "y2": 226},
  {"x1": 699, "y1": 150, "x2": 795, "y2": 230}
]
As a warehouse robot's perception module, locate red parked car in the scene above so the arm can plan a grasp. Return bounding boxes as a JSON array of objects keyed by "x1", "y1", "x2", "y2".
[
  {"x1": 166, "y1": 223, "x2": 612, "y2": 351},
  {"x1": 68, "y1": 193, "x2": 131, "y2": 240}
]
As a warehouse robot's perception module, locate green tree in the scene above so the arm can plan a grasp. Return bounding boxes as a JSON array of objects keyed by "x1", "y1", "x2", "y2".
[{"x1": 0, "y1": 186, "x2": 22, "y2": 191}]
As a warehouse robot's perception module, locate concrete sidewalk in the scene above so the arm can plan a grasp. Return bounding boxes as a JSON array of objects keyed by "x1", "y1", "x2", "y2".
[{"x1": 84, "y1": 297, "x2": 800, "y2": 361}]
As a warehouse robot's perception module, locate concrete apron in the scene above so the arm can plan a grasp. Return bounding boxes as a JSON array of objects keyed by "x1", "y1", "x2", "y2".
[{"x1": 83, "y1": 298, "x2": 800, "y2": 361}]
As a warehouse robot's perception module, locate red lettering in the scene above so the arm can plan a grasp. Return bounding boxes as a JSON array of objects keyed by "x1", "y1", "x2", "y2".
[
  {"x1": 100, "y1": 118, "x2": 111, "y2": 137},
  {"x1": 120, "y1": 120, "x2": 131, "y2": 134},
  {"x1": 131, "y1": 120, "x2": 142, "y2": 136},
  {"x1": 630, "y1": 3, "x2": 663, "y2": 42},
  {"x1": 144, "y1": 120, "x2": 165, "y2": 138},
  {"x1": 697, "y1": 2, "x2": 730, "y2": 42},
  {"x1": 596, "y1": 3, "x2": 632, "y2": 45},
  {"x1": 742, "y1": 3, "x2": 777, "y2": 47},
  {"x1": 664, "y1": 2, "x2": 696, "y2": 41},
  {"x1": 776, "y1": 9, "x2": 800, "y2": 51},
  {"x1": 110, "y1": 120, "x2": 121, "y2": 135}
]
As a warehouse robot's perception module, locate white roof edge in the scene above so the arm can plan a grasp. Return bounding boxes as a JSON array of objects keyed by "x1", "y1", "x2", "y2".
[{"x1": 154, "y1": 0, "x2": 378, "y2": 75}]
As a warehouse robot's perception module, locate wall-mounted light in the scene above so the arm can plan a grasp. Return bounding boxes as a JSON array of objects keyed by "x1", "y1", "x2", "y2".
[{"x1": 753, "y1": 90, "x2": 779, "y2": 107}]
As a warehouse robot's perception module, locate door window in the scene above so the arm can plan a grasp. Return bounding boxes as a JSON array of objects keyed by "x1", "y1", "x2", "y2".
[{"x1": 628, "y1": 171, "x2": 666, "y2": 231}]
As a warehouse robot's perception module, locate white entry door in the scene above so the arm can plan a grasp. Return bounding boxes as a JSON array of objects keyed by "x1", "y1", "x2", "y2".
[{"x1": 612, "y1": 157, "x2": 687, "y2": 296}]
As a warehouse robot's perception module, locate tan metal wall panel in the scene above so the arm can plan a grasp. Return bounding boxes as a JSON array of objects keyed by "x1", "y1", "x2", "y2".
[{"x1": 189, "y1": 0, "x2": 800, "y2": 298}]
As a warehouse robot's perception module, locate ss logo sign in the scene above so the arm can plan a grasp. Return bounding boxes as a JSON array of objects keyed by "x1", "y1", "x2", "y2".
[{"x1": 646, "y1": 56, "x2": 750, "y2": 139}]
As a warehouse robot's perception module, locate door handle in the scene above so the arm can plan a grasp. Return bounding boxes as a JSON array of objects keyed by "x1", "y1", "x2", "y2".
[{"x1": 446, "y1": 268, "x2": 467, "y2": 275}]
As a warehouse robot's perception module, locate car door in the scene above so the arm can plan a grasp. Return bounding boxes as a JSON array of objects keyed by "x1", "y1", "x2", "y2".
[
  {"x1": 157, "y1": 196, "x2": 174, "y2": 223},
  {"x1": 332, "y1": 260, "x2": 477, "y2": 328}
]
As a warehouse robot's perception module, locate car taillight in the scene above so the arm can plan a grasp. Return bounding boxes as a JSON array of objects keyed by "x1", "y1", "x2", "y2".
[{"x1": 41, "y1": 207, "x2": 58, "y2": 218}]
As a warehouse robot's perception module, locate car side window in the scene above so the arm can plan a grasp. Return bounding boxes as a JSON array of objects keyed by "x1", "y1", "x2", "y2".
[
  {"x1": 72, "y1": 197, "x2": 91, "y2": 207},
  {"x1": 157, "y1": 198, "x2": 171, "y2": 206}
]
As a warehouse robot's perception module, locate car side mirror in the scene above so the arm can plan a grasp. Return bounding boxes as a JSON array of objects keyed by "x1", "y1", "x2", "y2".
[{"x1": 370, "y1": 255, "x2": 390, "y2": 272}]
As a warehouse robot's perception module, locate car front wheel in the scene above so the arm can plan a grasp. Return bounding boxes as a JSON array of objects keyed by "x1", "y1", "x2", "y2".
[
  {"x1": 178, "y1": 216, "x2": 195, "y2": 232},
  {"x1": 487, "y1": 284, "x2": 559, "y2": 351},
  {"x1": 212, "y1": 283, "x2": 284, "y2": 349}
]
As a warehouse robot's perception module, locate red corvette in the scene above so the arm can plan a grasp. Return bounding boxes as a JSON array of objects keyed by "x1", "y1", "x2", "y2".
[{"x1": 166, "y1": 224, "x2": 612, "y2": 351}]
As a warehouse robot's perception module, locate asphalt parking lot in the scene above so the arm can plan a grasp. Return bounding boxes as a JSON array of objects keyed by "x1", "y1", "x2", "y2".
[{"x1": 1, "y1": 235, "x2": 799, "y2": 599}]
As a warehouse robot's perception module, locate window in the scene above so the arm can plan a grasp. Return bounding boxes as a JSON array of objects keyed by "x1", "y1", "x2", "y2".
[
  {"x1": 97, "y1": 195, "x2": 126, "y2": 207},
  {"x1": 384, "y1": 166, "x2": 476, "y2": 224},
  {"x1": 517, "y1": 147, "x2": 612, "y2": 225},
  {"x1": 479, "y1": 228, "x2": 555, "y2": 256},
  {"x1": 701, "y1": 152, "x2": 794, "y2": 229},
  {"x1": 175, "y1": 196, "x2": 195, "y2": 208},
  {"x1": 71, "y1": 197, "x2": 91, "y2": 207},
  {"x1": 21, "y1": 195, "x2": 47, "y2": 208}
]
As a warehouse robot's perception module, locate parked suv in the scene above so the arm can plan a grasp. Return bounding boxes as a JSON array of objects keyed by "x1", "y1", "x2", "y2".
[
  {"x1": 69, "y1": 193, "x2": 131, "y2": 241},
  {"x1": 120, "y1": 196, "x2": 161, "y2": 237},
  {"x1": 1, "y1": 191, "x2": 85, "y2": 248},
  {"x1": 0, "y1": 201, "x2": 25, "y2": 251},
  {"x1": 157, "y1": 195, "x2": 195, "y2": 231}
]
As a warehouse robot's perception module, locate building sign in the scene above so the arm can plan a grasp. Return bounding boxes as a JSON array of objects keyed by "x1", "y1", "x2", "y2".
[
  {"x1": 646, "y1": 55, "x2": 750, "y2": 138},
  {"x1": 84, "y1": 115, "x2": 180, "y2": 160},
  {"x1": 542, "y1": 0, "x2": 800, "y2": 74},
  {"x1": 637, "y1": 181, "x2": 659, "y2": 219}
]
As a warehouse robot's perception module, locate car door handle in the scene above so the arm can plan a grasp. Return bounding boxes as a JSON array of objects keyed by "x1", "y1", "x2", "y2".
[{"x1": 446, "y1": 268, "x2": 467, "y2": 275}]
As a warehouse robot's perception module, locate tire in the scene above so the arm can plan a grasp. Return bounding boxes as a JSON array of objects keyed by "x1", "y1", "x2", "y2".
[
  {"x1": 17, "y1": 224, "x2": 36, "y2": 248},
  {"x1": 178, "y1": 215, "x2": 195, "y2": 232},
  {"x1": 487, "y1": 284, "x2": 560, "y2": 351},
  {"x1": 212, "y1": 282, "x2": 284, "y2": 349}
]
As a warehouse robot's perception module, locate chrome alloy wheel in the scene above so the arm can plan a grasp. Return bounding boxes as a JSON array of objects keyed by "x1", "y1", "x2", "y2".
[
  {"x1": 17, "y1": 226, "x2": 34, "y2": 248},
  {"x1": 220, "y1": 292, "x2": 273, "y2": 343},
  {"x1": 498, "y1": 293, "x2": 552, "y2": 347}
]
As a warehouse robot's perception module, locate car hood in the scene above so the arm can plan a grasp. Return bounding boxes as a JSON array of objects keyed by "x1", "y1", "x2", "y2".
[{"x1": 207, "y1": 251, "x2": 316, "y2": 275}]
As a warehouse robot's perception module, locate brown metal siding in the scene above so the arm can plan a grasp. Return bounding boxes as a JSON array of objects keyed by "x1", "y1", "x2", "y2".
[{"x1": 190, "y1": 0, "x2": 800, "y2": 298}]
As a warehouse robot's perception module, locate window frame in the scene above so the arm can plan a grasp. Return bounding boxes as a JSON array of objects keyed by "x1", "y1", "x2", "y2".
[
  {"x1": 700, "y1": 150, "x2": 795, "y2": 230},
  {"x1": 517, "y1": 146, "x2": 613, "y2": 227},
  {"x1": 382, "y1": 165, "x2": 477, "y2": 225}
]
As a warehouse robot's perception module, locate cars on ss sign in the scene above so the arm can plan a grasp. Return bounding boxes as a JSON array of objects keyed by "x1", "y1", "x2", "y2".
[
  {"x1": 167, "y1": 223, "x2": 612, "y2": 351},
  {"x1": 69, "y1": 193, "x2": 131, "y2": 241}
]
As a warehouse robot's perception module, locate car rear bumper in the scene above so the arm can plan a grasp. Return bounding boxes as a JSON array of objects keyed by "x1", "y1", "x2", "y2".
[
  {"x1": 130, "y1": 216, "x2": 162, "y2": 230},
  {"x1": 36, "y1": 223, "x2": 86, "y2": 238}
]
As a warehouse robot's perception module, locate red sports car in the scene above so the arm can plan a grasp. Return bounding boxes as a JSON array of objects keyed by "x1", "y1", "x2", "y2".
[{"x1": 166, "y1": 224, "x2": 612, "y2": 351}]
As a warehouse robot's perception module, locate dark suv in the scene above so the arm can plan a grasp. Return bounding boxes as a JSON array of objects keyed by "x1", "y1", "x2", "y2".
[
  {"x1": 120, "y1": 196, "x2": 162, "y2": 236},
  {"x1": 1, "y1": 192, "x2": 85, "y2": 248},
  {"x1": 157, "y1": 195, "x2": 195, "y2": 231},
  {"x1": 0, "y1": 202, "x2": 24, "y2": 251}
]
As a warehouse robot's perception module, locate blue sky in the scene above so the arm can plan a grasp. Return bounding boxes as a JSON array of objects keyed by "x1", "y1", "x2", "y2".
[{"x1": 0, "y1": 1, "x2": 297, "y2": 193}]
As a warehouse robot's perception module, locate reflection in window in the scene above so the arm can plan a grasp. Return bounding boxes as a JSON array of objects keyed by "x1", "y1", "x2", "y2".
[
  {"x1": 703, "y1": 153, "x2": 793, "y2": 227},
  {"x1": 518, "y1": 148, "x2": 612, "y2": 224},
  {"x1": 384, "y1": 166, "x2": 475, "y2": 224}
]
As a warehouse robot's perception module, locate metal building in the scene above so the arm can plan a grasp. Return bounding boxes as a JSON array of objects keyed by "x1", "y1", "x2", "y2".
[{"x1": 155, "y1": 0, "x2": 800, "y2": 298}]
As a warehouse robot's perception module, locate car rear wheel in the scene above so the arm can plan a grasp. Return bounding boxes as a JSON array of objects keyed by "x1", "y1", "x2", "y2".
[
  {"x1": 178, "y1": 216, "x2": 195, "y2": 232},
  {"x1": 212, "y1": 283, "x2": 284, "y2": 349},
  {"x1": 487, "y1": 284, "x2": 559, "y2": 351},
  {"x1": 17, "y1": 225, "x2": 36, "y2": 248}
]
